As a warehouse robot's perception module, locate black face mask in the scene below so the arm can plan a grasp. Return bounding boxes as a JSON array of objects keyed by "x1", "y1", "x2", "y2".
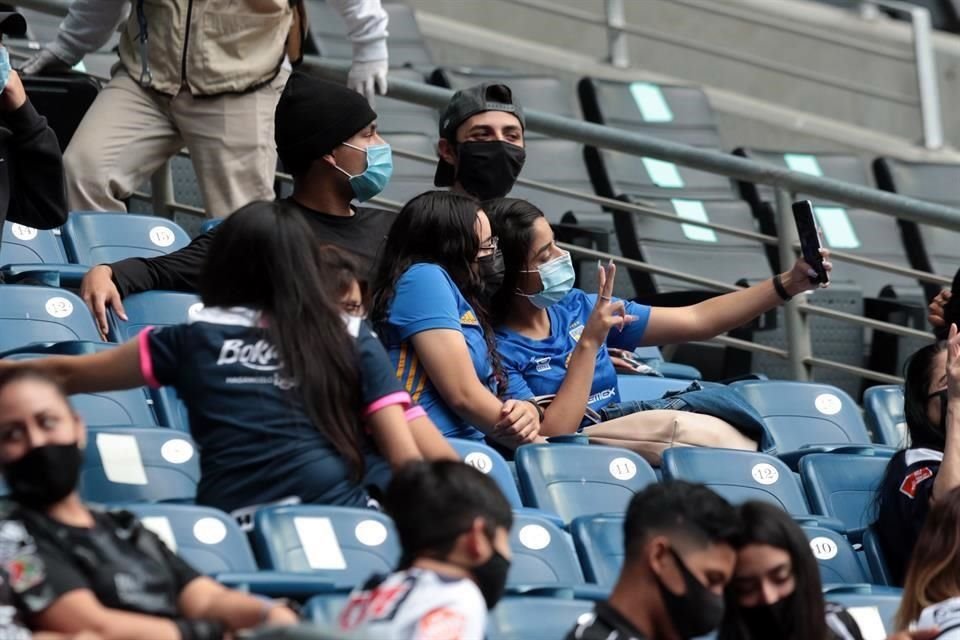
[
  {"x1": 472, "y1": 547, "x2": 510, "y2": 609},
  {"x1": 740, "y1": 592, "x2": 795, "y2": 639},
  {"x1": 456, "y1": 141, "x2": 526, "y2": 200},
  {"x1": 4, "y1": 443, "x2": 82, "y2": 509},
  {"x1": 656, "y1": 548, "x2": 726, "y2": 639},
  {"x1": 477, "y1": 249, "x2": 505, "y2": 296}
]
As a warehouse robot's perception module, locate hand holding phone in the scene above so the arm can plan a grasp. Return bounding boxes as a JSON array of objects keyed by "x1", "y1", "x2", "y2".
[{"x1": 792, "y1": 200, "x2": 830, "y2": 286}]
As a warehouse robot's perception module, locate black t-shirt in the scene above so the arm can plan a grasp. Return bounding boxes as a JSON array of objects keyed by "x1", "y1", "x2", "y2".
[
  {"x1": 6, "y1": 506, "x2": 200, "y2": 618},
  {"x1": 565, "y1": 601, "x2": 646, "y2": 640},
  {"x1": 110, "y1": 199, "x2": 395, "y2": 296},
  {"x1": 876, "y1": 447, "x2": 943, "y2": 585}
]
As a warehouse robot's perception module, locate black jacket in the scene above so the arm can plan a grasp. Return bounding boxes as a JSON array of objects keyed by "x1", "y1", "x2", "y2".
[
  {"x1": 0, "y1": 99, "x2": 67, "y2": 234},
  {"x1": 110, "y1": 201, "x2": 395, "y2": 297}
]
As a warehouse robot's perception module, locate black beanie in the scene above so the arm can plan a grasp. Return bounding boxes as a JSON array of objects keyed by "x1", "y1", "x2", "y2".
[{"x1": 275, "y1": 70, "x2": 377, "y2": 175}]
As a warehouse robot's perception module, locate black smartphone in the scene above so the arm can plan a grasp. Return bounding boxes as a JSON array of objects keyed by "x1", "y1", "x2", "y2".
[{"x1": 792, "y1": 200, "x2": 829, "y2": 286}]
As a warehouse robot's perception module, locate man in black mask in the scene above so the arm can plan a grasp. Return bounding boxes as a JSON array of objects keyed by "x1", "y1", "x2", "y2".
[
  {"x1": 338, "y1": 461, "x2": 512, "y2": 638},
  {"x1": 566, "y1": 481, "x2": 741, "y2": 640},
  {"x1": 434, "y1": 83, "x2": 526, "y2": 202}
]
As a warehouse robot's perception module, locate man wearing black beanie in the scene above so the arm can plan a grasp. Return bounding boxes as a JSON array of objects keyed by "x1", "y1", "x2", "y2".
[{"x1": 77, "y1": 70, "x2": 396, "y2": 337}]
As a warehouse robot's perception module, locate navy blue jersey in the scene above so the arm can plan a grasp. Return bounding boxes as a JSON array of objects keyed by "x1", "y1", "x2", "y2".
[{"x1": 139, "y1": 307, "x2": 410, "y2": 513}]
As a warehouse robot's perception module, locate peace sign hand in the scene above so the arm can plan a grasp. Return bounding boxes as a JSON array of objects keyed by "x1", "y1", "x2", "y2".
[{"x1": 581, "y1": 260, "x2": 638, "y2": 350}]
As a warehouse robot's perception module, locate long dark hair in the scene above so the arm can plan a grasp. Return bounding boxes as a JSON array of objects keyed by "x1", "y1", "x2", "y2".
[
  {"x1": 199, "y1": 201, "x2": 365, "y2": 479},
  {"x1": 370, "y1": 190, "x2": 504, "y2": 393},
  {"x1": 903, "y1": 341, "x2": 949, "y2": 451},
  {"x1": 896, "y1": 485, "x2": 960, "y2": 629},
  {"x1": 484, "y1": 198, "x2": 545, "y2": 325},
  {"x1": 718, "y1": 501, "x2": 828, "y2": 640}
]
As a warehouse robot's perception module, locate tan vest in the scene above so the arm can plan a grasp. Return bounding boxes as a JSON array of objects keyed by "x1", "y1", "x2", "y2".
[{"x1": 118, "y1": 0, "x2": 294, "y2": 97}]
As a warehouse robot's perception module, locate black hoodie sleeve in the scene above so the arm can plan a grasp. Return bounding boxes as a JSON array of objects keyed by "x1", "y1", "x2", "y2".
[
  {"x1": 110, "y1": 229, "x2": 214, "y2": 297},
  {"x1": 4, "y1": 99, "x2": 67, "y2": 230}
]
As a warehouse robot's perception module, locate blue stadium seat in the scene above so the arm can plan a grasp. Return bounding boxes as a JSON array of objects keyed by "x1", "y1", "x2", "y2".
[
  {"x1": 801, "y1": 525, "x2": 868, "y2": 584},
  {"x1": 0, "y1": 285, "x2": 101, "y2": 352},
  {"x1": 449, "y1": 438, "x2": 523, "y2": 509},
  {"x1": 615, "y1": 375, "x2": 692, "y2": 402},
  {"x1": 488, "y1": 597, "x2": 595, "y2": 640},
  {"x1": 571, "y1": 514, "x2": 623, "y2": 588},
  {"x1": 508, "y1": 511, "x2": 585, "y2": 589},
  {"x1": 822, "y1": 585, "x2": 904, "y2": 636},
  {"x1": 863, "y1": 385, "x2": 906, "y2": 447},
  {"x1": 862, "y1": 525, "x2": 893, "y2": 586},
  {"x1": 516, "y1": 444, "x2": 657, "y2": 524},
  {"x1": 800, "y1": 453, "x2": 887, "y2": 539},
  {"x1": 0, "y1": 223, "x2": 65, "y2": 265},
  {"x1": 304, "y1": 593, "x2": 349, "y2": 625},
  {"x1": 109, "y1": 291, "x2": 203, "y2": 342},
  {"x1": 4, "y1": 349, "x2": 157, "y2": 427},
  {"x1": 251, "y1": 506, "x2": 400, "y2": 591},
  {"x1": 661, "y1": 448, "x2": 809, "y2": 514},
  {"x1": 121, "y1": 503, "x2": 258, "y2": 573},
  {"x1": 81, "y1": 426, "x2": 199, "y2": 503},
  {"x1": 61, "y1": 212, "x2": 190, "y2": 265},
  {"x1": 731, "y1": 380, "x2": 871, "y2": 453}
]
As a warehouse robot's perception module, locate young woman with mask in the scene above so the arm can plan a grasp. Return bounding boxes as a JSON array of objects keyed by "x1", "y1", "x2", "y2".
[
  {"x1": 0, "y1": 201, "x2": 449, "y2": 516},
  {"x1": 875, "y1": 325, "x2": 960, "y2": 586},
  {"x1": 371, "y1": 191, "x2": 542, "y2": 449},
  {"x1": 0, "y1": 368, "x2": 301, "y2": 637},
  {"x1": 486, "y1": 198, "x2": 832, "y2": 438}
]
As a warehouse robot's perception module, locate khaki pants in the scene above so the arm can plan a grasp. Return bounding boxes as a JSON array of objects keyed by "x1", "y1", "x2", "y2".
[{"x1": 64, "y1": 67, "x2": 289, "y2": 218}]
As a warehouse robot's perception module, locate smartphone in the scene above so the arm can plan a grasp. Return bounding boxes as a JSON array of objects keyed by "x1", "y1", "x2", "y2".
[{"x1": 792, "y1": 200, "x2": 829, "y2": 286}]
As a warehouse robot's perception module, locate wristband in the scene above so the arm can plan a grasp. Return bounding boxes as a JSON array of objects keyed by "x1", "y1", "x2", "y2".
[
  {"x1": 174, "y1": 618, "x2": 226, "y2": 640},
  {"x1": 773, "y1": 273, "x2": 792, "y2": 302},
  {"x1": 526, "y1": 400, "x2": 545, "y2": 422}
]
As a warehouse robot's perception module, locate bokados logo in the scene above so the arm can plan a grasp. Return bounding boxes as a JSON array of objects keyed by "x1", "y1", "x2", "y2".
[{"x1": 216, "y1": 339, "x2": 281, "y2": 371}]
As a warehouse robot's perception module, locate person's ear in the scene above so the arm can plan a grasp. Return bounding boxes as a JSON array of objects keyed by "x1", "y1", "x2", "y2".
[
  {"x1": 74, "y1": 413, "x2": 87, "y2": 449},
  {"x1": 438, "y1": 138, "x2": 457, "y2": 167},
  {"x1": 320, "y1": 151, "x2": 340, "y2": 170},
  {"x1": 464, "y1": 517, "x2": 492, "y2": 564}
]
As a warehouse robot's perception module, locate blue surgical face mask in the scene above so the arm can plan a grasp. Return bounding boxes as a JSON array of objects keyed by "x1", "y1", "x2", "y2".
[
  {"x1": 517, "y1": 251, "x2": 575, "y2": 309},
  {"x1": 0, "y1": 48, "x2": 11, "y2": 94},
  {"x1": 335, "y1": 142, "x2": 393, "y2": 202}
]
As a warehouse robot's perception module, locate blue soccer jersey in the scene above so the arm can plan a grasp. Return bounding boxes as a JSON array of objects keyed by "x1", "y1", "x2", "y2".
[
  {"x1": 380, "y1": 263, "x2": 494, "y2": 441},
  {"x1": 495, "y1": 289, "x2": 651, "y2": 415},
  {"x1": 139, "y1": 306, "x2": 410, "y2": 513}
]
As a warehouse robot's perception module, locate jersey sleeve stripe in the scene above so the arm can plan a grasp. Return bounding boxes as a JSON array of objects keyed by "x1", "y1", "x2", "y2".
[
  {"x1": 137, "y1": 327, "x2": 161, "y2": 389},
  {"x1": 362, "y1": 391, "x2": 413, "y2": 418}
]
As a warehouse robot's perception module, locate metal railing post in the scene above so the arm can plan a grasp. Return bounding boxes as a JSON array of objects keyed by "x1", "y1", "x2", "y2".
[
  {"x1": 775, "y1": 186, "x2": 813, "y2": 382},
  {"x1": 604, "y1": 0, "x2": 629, "y2": 69},
  {"x1": 150, "y1": 160, "x2": 175, "y2": 220},
  {"x1": 909, "y1": 6, "x2": 944, "y2": 149}
]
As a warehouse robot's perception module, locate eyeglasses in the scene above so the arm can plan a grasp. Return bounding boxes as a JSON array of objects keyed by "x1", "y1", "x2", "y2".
[
  {"x1": 341, "y1": 301, "x2": 364, "y2": 316},
  {"x1": 479, "y1": 236, "x2": 499, "y2": 252}
]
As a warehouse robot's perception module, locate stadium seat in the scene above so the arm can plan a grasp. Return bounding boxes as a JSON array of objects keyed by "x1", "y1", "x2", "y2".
[
  {"x1": 251, "y1": 505, "x2": 401, "y2": 590},
  {"x1": 0, "y1": 285, "x2": 101, "y2": 352},
  {"x1": 305, "y1": 1, "x2": 433, "y2": 66},
  {"x1": 801, "y1": 525, "x2": 868, "y2": 584},
  {"x1": 822, "y1": 585, "x2": 904, "y2": 637},
  {"x1": 61, "y1": 212, "x2": 191, "y2": 265},
  {"x1": 304, "y1": 593, "x2": 349, "y2": 625},
  {"x1": 515, "y1": 444, "x2": 657, "y2": 524},
  {"x1": 731, "y1": 380, "x2": 871, "y2": 454},
  {"x1": 109, "y1": 291, "x2": 203, "y2": 342},
  {"x1": 3, "y1": 348, "x2": 158, "y2": 427},
  {"x1": 365, "y1": 68, "x2": 437, "y2": 136},
  {"x1": 799, "y1": 453, "x2": 888, "y2": 538},
  {"x1": 0, "y1": 223, "x2": 65, "y2": 266},
  {"x1": 122, "y1": 503, "x2": 259, "y2": 573},
  {"x1": 661, "y1": 448, "x2": 809, "y2": 514},
  {"x1": 23, "y1": 72, "x2": 101, "y2": 150},
  {"x1": 80, "y1": 426, "x2": 199, "y2": 503},
  {"x1": 488, "y1": 596, "x2": 595, "y2": 640},
  {"x1": 863, "y1": 385, "x2": 907, "y2": 447},
  {"x1": 571, "y1": 514, "x2": 623, "y2": 588},
  {"x1": 862, "y1": 525, "x2": 893, "y2": 586},
  {"x1": 874, "y1": 158, "x2": 960, "y2": 290},
  {"x1": 377, "y1": 133, "x2": 437, "y2": 206},
  {"x1": 449, "y1": 439, "x2": 523, "y2": 508},
  {"x1": 579, "y1": 77, "x2": 723, "y2": 148},
  {"x1": 615, "y1": 375, "x2": 692, "y2": 403},
  {"x1": 508, "y1": 511, "x2": 586, "y2": 589}
]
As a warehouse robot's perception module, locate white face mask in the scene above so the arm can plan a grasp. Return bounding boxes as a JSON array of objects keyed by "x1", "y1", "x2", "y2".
[{"x1": 516, "y1": 252, "x2": 576, "y2": 309}]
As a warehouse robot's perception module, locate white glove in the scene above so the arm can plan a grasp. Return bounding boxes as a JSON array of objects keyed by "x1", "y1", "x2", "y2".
[
  {"x1": 20, "y1": 48, "x2": 71, "y2": 75},
  {"x1": 347, "y1": 59, "x2": 388, "y2": 104}
]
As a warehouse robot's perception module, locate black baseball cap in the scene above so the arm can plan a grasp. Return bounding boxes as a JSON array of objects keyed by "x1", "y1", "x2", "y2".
[
  {"x1": 0, "y1": 13, "x2": 26, "y2": 38},
  {"x1": 434, "y1": 82, "x2": 525, "y2": 187}
]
